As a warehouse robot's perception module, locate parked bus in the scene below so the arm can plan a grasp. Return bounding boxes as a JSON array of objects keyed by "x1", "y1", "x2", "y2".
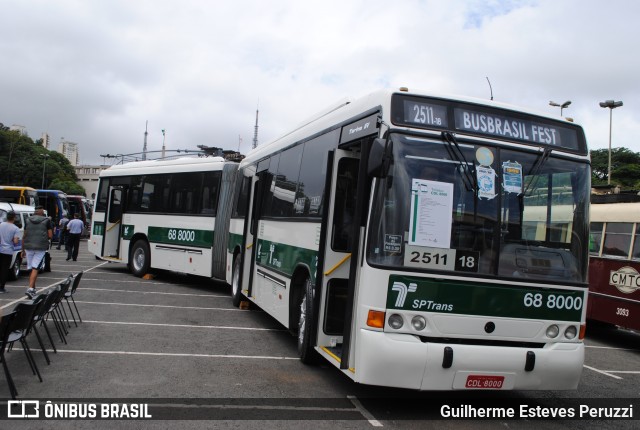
[
  {"x1": 227, "y1": 88, "x2": 590, "y2": 390},
  {"x1": 37, "y1": 189, "x2": 69, "y2": 241},
  {"x1": 88, "y1": 157, "x2": 238, "y2": 279},
  {"x1": 588, "y1": 198, "x2": 640, "y2": 331},
  {"x1": 0, "y1": 185, "x2": 38, "y2": 206},
  {"x1": 66, "y1": 195, "x2": 90, "y2": 237}
]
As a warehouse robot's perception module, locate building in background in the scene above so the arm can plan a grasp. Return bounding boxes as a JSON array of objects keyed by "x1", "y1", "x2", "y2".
[
  {"x1": 41, "y1": 132, "x2": 51, "y2": 149},
  {"x1": 9, "y1": 124, "x2": 26, "y2": 135},
  {"x1": 75, "y1": 164, "x2": 109, "y2": 198},
  {"x1": 58, "y1": 139, "x2": 80, "y2": 166}
]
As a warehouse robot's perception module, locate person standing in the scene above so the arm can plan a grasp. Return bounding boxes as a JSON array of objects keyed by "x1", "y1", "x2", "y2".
[
  {"x1": 57, "y1": 213, "x2": 69, "y2": 250},
  {"x1": 22, "y1": 206, "x2": 53, "y2": 298},
  {"x1": 66, "y1": 213, "x2": 85, "y2": 262},
  {"x1": 0, "y1": 211, "x2": 21, "y2": 294}
]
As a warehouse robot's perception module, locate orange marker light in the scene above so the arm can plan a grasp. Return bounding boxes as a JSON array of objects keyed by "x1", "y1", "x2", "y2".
[
  {"x1": 579, "y1": 324, "x2": 586, "y2": 340},
  {"x1": 367, "y1": 310, "x2": 385, "y2": 328}
]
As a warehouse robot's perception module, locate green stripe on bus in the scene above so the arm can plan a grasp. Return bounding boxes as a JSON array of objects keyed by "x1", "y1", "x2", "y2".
[
  {"x1": 255, "y1": 238, "x2": 318, "y2": 281},
  {"x1": 228, "y1": 232, "x2": 243, "y2": 253},
  {"x1": 148, "y1": 226, "x2": 214, "y2": 248},
  {"x1": 387, "y1": 275, "x2": 584, "y2": 322}
]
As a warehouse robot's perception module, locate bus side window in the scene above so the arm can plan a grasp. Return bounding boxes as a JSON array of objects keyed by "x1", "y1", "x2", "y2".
[
  {"x1": 332, "y1": 158, "x2": 359, "y2": 252},
  {"x1": 589, "y1": 222, "x2": 603, "y2": 255},
  {"x1": 602, "y1": 222, "x2": 633, "y2": 258}
]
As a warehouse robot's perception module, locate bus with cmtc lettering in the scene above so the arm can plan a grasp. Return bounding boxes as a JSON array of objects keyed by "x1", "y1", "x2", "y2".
[
  {"x1": 88, "y1": 157, "x2": 238, "y2": 279},
  {"x1": 587, "y1": 197, "x2": 640, "y2": 331},
  {"x1": 227, "y1": 88, "x2": 590, "y2": 390}
]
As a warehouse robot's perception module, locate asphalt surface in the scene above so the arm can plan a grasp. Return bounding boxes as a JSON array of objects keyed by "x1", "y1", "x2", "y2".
[{"x1": 0, "y1": 242, "x2": 638, "y2": 429}]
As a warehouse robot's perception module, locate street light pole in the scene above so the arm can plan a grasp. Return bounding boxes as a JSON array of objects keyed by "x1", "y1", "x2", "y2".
[
  {"x1": 599, "y1": 100, "x2": 623, "y2": 185},
  {"x1": 41, "y1": 154, "x2": 50, "y2": 189},
  {"x1": 549, "y1": 100, "x2": 571, "y2": 117}
]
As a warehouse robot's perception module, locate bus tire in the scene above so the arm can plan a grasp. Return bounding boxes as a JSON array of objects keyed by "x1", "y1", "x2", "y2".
[
  {"x1": 231, "y1": 256, "x2": 244, "y2": 307},
  {"x1": 130, "y1": 240, "x2": 151, "y2": 277},
  {"x1": 298, "y1": 276, "x2": 319, "y2": 364},
  {"x1": 8, "y1": 255, "x2": 21, "y2": 281}
]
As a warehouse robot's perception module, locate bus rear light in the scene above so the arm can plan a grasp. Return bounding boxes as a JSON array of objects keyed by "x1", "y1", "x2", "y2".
[
  {"x1": 564, "y1": 325, "x2": 578, "y2": 339},
  {"x1": 546, "y1": 324, "x2": 559, "y2": 338},
  {"x1": 388, "y1": 314, "x2": 404, "y2": 329},
  {"x1": 411, "y1": 315, "x2": 427, "y2": 331},
  {"x1": 366, "y1": 310, "x2": 385, "y2": 328},
  {"x1": 579, "y1": 324, "x2": 586, "y2": 340}
]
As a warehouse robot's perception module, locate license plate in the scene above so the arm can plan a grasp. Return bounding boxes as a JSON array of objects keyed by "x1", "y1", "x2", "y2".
[{"x1": 465, "y1": 375, "x2": 505, "y2": 389}]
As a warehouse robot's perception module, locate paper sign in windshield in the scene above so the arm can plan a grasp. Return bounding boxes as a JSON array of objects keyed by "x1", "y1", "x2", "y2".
[
  {"x1": 409, "y1": 179, "x2": 453, "y2": 248},
  {"x1": 476, "y1": 166, "x2": 496, "y2": 200},
  {"x1": 502, "y1": 161, "x2": 523, "y2": 194}
]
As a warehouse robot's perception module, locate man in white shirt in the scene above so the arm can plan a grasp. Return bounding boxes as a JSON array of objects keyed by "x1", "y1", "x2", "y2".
[
  {"x1": 0, "y1": 211, "x2": 21, "y2": 293},
  {"x1": 66, "y1": 213, "x2": 85, "y2": 261}
]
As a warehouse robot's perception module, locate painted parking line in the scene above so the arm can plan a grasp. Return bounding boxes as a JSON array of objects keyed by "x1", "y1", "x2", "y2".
[
  {"x1": 64, "y1": 287, "x2": 228, "y2": 298},
  {"x1": 20, "y1": 348, "x2": 299, "y2": 360},
  {"x1": 583, "y1": 365, "x2": 623, "y2": 380},
  {"x1": 75, "y1": 300, "x2": 242, "y2": 312},
  {"x1": 1, "y1": 261, "x2": 109, "y2": 310},
  {"x1": 83, "y1": 320, "x2": 285, "y2": 331},
  {"x1": 348, "y1": 396, "x2": 383, "y2": 427}
]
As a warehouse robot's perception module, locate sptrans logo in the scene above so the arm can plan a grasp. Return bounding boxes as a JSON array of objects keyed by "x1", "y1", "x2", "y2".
[
  {"x1": 391, "y1": 282, "x2": 417, "y2": 307},
  {"x1": 609, "y1": 266, "x2": 640, "y2": 294}
]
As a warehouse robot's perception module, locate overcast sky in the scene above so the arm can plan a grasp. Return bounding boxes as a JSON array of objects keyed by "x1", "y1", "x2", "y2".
[{"x1": 1, "y1": 0, "x2": 637, "y2": 165}]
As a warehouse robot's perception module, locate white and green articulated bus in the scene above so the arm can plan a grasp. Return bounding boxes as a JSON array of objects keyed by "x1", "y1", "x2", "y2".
[
  {"x1": 226, "y1": 88, "x2": 590, "y2": 390},
  {"x1": 88, "y1": 157, "x2": 238, "y2": 279}
]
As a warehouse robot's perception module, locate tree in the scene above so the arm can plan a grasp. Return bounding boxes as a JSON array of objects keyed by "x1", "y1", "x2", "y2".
[
  {"x1": 590, "y1": 147, "x2": 640, "y2": 189},
  {"x1": 0, "y1": 123, "x2": 80, "y2": 193}
]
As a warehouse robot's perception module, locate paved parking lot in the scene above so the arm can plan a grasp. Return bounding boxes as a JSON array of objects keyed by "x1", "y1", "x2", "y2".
[{"x1": 0, "y1": 243, "x2": 639, "y2": 429}]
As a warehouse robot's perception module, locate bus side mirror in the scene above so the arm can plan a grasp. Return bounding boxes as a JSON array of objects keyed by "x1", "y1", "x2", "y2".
[{"x1": 368, "y1": 138, "x2": 393, "y2": 178}]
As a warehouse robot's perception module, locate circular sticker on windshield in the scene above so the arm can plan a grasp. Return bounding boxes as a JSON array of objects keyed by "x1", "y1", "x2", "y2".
[{"x1": 476, "y1": 147, "x2": 494, "y2": 166}]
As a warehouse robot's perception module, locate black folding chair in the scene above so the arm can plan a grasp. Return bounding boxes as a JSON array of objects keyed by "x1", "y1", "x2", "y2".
[
  {"x1": 43, "y1": 279, "x2": 72, "y2": 345},
  {"x1": 7, "y1": 301, "x2": 44, "y2": 383},
  {"x1": 29, "y1": 292, "x2": 56, "y2": 364},
  {"x1": 0, "y1": 311, "x2": 18, "y2": 399},
  {"x1": 64, "y1": 271, "x2": 84, "y2": 326}
]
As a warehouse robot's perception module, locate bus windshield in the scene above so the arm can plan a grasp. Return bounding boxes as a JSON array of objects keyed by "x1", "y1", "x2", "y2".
[{"x1": 367, "y1": 133, "x2": 590, "y2": 283}]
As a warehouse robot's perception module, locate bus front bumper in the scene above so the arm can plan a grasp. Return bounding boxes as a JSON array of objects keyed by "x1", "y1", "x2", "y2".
[{"x1": 355, "y1": 329, "x2": 584, "y2": 390}]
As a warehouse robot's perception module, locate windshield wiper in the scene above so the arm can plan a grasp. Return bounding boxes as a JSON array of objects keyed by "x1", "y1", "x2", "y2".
[
  {"x1": 442, "y1": 132, "x2": 477, "y2": 192},
  {"x1": 523, "y1": 147, "x2": 552, "y2": 196}
]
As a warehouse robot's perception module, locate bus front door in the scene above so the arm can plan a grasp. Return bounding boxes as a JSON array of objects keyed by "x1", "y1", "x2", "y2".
[
  {"x1": 103, "y1": 186, "x2": 126, "y2": 259},
  {"x1": 316, "y1": 151, "x2": 360, "y2": 363}
]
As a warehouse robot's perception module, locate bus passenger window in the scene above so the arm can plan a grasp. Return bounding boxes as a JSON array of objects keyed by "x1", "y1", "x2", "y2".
[
  {"x1": 589, "y1": 222, "x2": 603, "y2": 255},
  {"x1": 602, "y1": 222, "x2": 633, "y2": 258},
  {"x1": 332, "y1": 158, "x2": 359, "y2": 252}
]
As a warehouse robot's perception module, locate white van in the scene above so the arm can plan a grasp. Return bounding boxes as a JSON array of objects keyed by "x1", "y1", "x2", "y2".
[{"x1": 0, "y1": 202, "x2": 51, "y2": 280}]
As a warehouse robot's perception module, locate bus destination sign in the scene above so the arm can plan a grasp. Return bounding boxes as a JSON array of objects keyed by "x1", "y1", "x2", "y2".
[{"x1": 392, "y1": 94, "x2": 586, "y2": 154}]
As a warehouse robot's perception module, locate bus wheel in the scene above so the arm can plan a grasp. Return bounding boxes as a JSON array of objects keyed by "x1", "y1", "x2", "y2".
[
  {"x1": 130, "y1": 240, "x2": 151, "y2": 277},
  {"x1": 231, "y1": 256, "x2": 243, "y2": 307},
  {"x1": 298, "y1": 277, "x2": 319, "y2": 364},
  {"x1": 8, "y1": 256, "x2": 21, "y2": 281}
]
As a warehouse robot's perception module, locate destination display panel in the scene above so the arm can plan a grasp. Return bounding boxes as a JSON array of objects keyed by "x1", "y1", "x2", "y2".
[{"x1": 391, "y1": 94, "x2": 587, "y2": 154}]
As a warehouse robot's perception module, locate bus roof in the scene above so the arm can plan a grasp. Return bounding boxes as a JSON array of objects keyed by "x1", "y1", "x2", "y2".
[
  {"x1": 241, "y1": 88, "x2": 586, "y2": 167},
  {"x1": 0, "y1": 185, "x2": 37, "y2": 190},
  {"x1": 100, "y1": 156, "x2": 229, "y2": 177},
  {"x1": 590, "y1": 202, "x2": 640, "y2": 224}
]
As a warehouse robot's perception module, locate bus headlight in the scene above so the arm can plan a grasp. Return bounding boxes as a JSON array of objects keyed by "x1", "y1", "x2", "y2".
[
  {"x1": 411, "y1": 315, "x2": 427, "y2": 331},
  {"x1": 564, "y1": 325, "x2": 578, "y2": 339},
  {"x1": 388, "y1": 314, "x2": 404, "y2": 329},
  {"x1": 546, "y1": 324, "x2": 560, "y2": 338}
]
